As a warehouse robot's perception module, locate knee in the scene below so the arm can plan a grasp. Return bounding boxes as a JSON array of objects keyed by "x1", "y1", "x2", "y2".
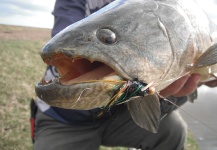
[
  {"x1": 160, "y1": 110, "x2": 187, "y2": 141},
  {"x1": 139, "y1": 111, "x2": 187, "y2": 150}
]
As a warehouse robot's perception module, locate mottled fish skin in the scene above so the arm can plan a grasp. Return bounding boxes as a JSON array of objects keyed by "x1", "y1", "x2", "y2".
[
  {"x1": 35, "y1": 0, "x2": 217, "y2": 132},
  {"x1": 36, "y1": 80, "x2": 124, "y2": 109}
]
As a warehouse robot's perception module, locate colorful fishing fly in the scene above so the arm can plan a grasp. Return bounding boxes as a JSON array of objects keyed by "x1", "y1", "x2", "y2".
[{"x1": 97, "y1": 79, "x2": 155, "y2": 117}]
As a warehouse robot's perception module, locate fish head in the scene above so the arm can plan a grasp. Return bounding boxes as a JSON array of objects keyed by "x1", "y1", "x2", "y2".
[{"x1": 41, "y1": 0, "x2": 174, "y2": 85}]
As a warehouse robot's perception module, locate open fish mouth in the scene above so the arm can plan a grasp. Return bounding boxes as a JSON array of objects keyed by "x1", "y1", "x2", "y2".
[
  {"x1": 35, "y1": 52, "x2": 128, "y2": 110},
  {"x1": 39, "y1": 52, "x2": 125, "y2": 86}
]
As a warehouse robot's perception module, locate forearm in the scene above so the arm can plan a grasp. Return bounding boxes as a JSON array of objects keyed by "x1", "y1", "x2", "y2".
[{"x1": 52, "y1": 0, "x2": 86, "y2": 37}]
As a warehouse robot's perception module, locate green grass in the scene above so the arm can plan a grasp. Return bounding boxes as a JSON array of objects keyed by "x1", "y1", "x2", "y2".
[
  {"x1": 0, "y1": 25, "x2": 199, "y2": 150},
  {"x1": 0, "y1": 25, "x2": 48, "y2": 149},
  {"x1": 185, "y1": 131, "x2": 200, "y2": 150}
]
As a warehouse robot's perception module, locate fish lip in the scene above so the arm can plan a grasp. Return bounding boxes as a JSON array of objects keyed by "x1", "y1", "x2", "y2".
[
  {"x1": 35, "y1": 77, "x2": 126, "y2": 110},
  {"x1": 39, "y1": 51, "x2": 132, "y2": 86}
]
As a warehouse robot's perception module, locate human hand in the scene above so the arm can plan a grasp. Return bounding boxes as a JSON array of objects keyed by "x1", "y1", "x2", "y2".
[
  {"x1": 159, "y1": 74, "x2": 201, "y2": 97},
  {"x1": 203, "y1": 79, "x2": 217, "y2": 87}
]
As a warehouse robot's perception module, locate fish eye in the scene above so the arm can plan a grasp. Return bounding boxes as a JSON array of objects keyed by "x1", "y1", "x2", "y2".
[{"x1": 96, "y1": 29, "x2": 117, "y2": 45}]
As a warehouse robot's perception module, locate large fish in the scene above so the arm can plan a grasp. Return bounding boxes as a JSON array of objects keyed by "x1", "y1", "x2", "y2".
[{"x1": 35, "y1": 0, "x2": 217, "y2": 133}]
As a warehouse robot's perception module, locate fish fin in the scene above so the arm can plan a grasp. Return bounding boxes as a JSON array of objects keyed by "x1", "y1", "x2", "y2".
[
  {"x1": 211, "y1": 73, "x2": 217, "y2": 79},
  {"x1": 127, "y1": 94, "x2": 161, "y2": 133},
  {"x1": 195, "y1": 43, "x2": 217, "y2": 68}
]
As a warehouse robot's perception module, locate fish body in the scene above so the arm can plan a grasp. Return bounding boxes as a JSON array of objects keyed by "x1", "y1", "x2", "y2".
[{"x1": 35, "y1": 0, "x2": 217, "y2": 133}]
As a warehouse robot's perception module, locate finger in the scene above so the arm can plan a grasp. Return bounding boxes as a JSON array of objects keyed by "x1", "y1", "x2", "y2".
[
  {"x1": 203, "y1": 80, "x2": 217, "y2": 87},
  {"x1": 173, "y1": 74, "x2": 201, "y2": 97},
  {"x1": 160, "y1": 75, "x2": 190, "y2": 97}
]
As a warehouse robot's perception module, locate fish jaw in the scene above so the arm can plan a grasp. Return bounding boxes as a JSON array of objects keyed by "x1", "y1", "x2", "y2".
[
  {"x1": 35, "y1": 79, "x2": 125, "y2": 110},
  {"x1": 36, "y1": 46, "x2": 130, "y2": 109}
]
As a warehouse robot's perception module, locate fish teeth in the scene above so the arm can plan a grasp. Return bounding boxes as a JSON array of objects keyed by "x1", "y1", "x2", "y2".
[
  {"x1": 53, "y1": 77, "x2": 60, "y2": 83},
  {"x1": 41, "y1": 78, "x2": 53, "y2": 85},
  {"x1": 102, "y1": 75, "x2": 122, "y2": 81}
]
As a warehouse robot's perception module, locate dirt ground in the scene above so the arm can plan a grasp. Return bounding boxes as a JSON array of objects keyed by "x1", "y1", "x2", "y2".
[{"x1": 0, "y1": 24, "x2": 51, "y2": 41}]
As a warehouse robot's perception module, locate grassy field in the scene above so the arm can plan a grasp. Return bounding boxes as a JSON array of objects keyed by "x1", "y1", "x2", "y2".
[
  {"x1": 0, "y1": 24, "x2": 199, "y2": 150},
  {"x1": 0, "y1": 24, "x2": 48, "y2": 149}
]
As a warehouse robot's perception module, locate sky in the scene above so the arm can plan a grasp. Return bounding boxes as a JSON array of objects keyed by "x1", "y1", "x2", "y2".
[
  {"x1": 0, "y1": 0, "x2": 55, "y2": 28},
  {"x1": 0, "y1": 0, "x2": 216, "y2": 29}
]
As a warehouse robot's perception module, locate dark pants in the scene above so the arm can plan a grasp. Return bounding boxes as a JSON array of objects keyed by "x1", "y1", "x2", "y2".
[{"x1": 34, "y1": 106, "x2": 187, "y2": 150}]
